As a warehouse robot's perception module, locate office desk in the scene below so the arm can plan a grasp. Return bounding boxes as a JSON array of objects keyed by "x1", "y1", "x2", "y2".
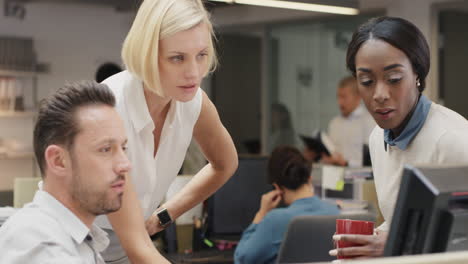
[
  {"x1": 164, "y1": 249, "x2": 234, "y2": 264},
  {"x1": 310, "y1": 251, "x2": 468, "y2": 264}
]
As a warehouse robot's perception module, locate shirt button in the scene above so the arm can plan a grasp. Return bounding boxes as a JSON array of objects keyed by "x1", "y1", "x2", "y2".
[{"x1": 86, "y1": 235, "x2": 93, "y2": 241}]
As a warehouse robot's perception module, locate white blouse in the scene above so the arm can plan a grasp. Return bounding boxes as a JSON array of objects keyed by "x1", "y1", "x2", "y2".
[{"x1": 96, "y1": 71, "x2": 202, "y2": 229}]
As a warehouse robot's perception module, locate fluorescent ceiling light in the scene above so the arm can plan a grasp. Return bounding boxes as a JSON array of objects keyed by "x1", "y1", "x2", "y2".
[{"x1": 209, "y1": 0, "x2": 359, "y2": 15}]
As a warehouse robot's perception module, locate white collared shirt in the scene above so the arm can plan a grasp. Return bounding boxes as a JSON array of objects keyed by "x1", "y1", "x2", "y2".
[
  {"x1": 96, "y1": 71, "x2": 202, "y2": 229},
  {"x1": 328, "y1": 104, "x2": 376, "y2": 167},
  {"x1": 0, "y1": 190, "x2": 109, "y2": 264}
]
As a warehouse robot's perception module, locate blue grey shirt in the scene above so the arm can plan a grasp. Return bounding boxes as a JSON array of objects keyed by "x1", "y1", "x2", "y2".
[{"x1": 234, "y1": 196, "x2": 340, "y2": 264}]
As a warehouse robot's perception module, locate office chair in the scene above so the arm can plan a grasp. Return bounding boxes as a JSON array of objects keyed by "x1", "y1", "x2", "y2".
[{"x1": 277, "y1": 213, "x2": 376, "y2": 264}]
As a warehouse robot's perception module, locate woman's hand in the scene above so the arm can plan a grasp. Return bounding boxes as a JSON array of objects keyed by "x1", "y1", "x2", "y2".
[
  {"x1": 144, "y1": 213, "x2": 163, "y2": 236},
  {"x1": 252, "y1": 188, "x2": 283, "y2": 224},
  {"x1": 321, "y1": 152, "x2": 348, "y2": 166},
  {"x1": 329, "y1": 230, "x2": 388, "y2": 259}
]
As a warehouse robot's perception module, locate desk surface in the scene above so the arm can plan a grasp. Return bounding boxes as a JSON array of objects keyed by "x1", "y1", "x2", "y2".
[
  {"x1": 310, "y1": 251, "x2": 468, "y2": 264},
  {"x1": 164, "y1": 249, "x2": 234, "y2": 264}
]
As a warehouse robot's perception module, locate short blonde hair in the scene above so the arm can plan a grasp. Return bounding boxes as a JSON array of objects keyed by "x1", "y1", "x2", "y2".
[{"x1": 122, "y1": 0, "x2": 218, "y2": 96}]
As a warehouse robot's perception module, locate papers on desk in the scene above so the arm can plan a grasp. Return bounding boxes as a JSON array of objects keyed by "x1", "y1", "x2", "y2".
[
  {"x1": 344, "y1": 167, "x2": 373, "y2": 180},
  {"x1": 322, "y1": 165, "x2": 345, "y2": 191},
  {"x1": 0, "y1": 206, "x2": 18, "y2": 226}
]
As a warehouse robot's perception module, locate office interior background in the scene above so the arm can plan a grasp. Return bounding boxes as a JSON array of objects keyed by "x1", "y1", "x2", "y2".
[
  {"x1": 0, "y1": 0, "x2": 468, "y2": 261},
  {"x1": 1, "y1": 0, "x2": 468, "y2": 186},
  {"x1": 1, "y1": 0, "x2": 467, "y2": 175}
]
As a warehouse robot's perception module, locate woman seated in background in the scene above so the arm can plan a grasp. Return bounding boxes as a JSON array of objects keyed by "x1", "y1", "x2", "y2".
[{"x1": 234, "y1": 146, "x2": 340, "y2": 264}]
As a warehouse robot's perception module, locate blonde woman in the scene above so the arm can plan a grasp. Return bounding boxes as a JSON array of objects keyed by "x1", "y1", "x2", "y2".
[{"x1": 96, "y1": 0, "x2": 238, "y2": 263}]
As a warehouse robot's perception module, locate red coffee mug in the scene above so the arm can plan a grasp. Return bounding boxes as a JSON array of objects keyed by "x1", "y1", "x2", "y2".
[{"x1": 335, "y1": 219, "x2": 374, "y2": 259}]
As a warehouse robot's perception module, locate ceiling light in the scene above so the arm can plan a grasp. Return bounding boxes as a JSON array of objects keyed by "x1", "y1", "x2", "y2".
[{"x1": 209, "y1": 0, "x2": 359, "y2": 15}]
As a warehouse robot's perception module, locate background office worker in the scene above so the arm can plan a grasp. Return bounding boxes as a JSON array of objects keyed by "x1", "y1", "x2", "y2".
[
  {"x1": 235, "y1": 146, "x2": 339, "y2": 264},
  {"x1": 0, "y1": 81, "x2": 131, "y2": 263},
  {"x1": 268, "y1": 102, "x2": 303, "y2": 153},
  {"x1": 330, "y1": 16, "x2": 468, "y2": 259},
  {"x1": 321, "y1": 76, "x2": 375, "y2": 167},
  {"x1": 97, "y1": 0, "x2": 238, "y2": 263}
]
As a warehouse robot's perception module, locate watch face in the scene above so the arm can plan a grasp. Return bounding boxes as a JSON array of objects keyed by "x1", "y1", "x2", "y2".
[{"x1": 158, "y1": 209, "x2": 172, "y2": 226}]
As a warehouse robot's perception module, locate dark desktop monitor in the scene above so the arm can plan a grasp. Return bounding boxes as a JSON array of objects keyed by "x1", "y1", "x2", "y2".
[
  {"x1": 384, "y1": 165, "x2": 468, "y2": 256},
  {"x1": 207, "y1": 156, "x2": 271, "y2": 236}
]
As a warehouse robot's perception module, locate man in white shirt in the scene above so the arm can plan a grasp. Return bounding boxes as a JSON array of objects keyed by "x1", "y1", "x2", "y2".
[
  {"x1": 0, "y1": 81, "x2": 131, "y2": 264},
  {"x1": 322, "y1": 76, "x2": 375, "y2": 167}
]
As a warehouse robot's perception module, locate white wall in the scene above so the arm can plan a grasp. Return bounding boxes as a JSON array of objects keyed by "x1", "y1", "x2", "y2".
[
  {"x1": 211, "y1": 4, "x2": 328, "y2": 27},
  {"x1": 0, "y1": 0, "x2": 133, "y2": 190},
  {"x1": 271, "y1": 23, "x2": 349, "y2": 135},
  {"x1": 0, "y1": 0, "x2": 133, "y2": 99}
]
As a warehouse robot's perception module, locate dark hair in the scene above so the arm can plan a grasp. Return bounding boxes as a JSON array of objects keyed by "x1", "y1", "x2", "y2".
[
  {"x1": 346, "y1": 16, "x2": 430, "y2": 92},
  {"x1": 268, "y1": 146, "x2": 311, "y2": 190},
  {"x1": 33, "y1": 81, "x2": 116, "y2": 176},
  {"x1": 95, "y1": 62, "x2": 122, "y2": 83}
]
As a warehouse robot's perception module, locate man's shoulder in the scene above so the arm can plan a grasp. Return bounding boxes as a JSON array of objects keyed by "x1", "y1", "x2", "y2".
[
  {"x1": 0, "y1": 206, "x2": 79, "y2": 262},
  {"x1": 0, "y1": 206, "x2": 64, "y2": 242},
  {"x1": 329, "y1": 115, "x2": 341, "y2": 125}
]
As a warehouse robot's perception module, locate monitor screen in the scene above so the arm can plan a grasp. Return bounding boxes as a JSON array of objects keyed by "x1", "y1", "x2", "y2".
[
  {"x1": 384, "y1": 165, "x2": 468, "y2": 256},
  {"x1": 207, "y1": 156, "x2": 271, "y2": 236},
  {"x1": 324, "y1": 183, "x2": 354, "y2": 200}
]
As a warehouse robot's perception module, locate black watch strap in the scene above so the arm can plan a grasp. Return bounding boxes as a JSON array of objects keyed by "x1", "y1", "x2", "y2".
[{"x1": 156, "y1": 208, "x2": 173, "y2": 228}]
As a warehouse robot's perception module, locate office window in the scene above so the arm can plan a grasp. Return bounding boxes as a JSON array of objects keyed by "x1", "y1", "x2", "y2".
[{"x1": 266, "y1": 15, "x2": 375, "y2": 153}]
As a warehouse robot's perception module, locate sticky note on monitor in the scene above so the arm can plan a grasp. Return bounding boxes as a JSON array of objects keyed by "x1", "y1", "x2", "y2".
[{"x1": 322, "y1": 165, "x2": 345, "y2": 191}]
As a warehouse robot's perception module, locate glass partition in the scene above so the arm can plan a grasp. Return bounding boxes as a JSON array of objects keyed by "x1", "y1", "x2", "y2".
[{"x1": 265, "y1": 15, "x2": 376, "y2": 153}]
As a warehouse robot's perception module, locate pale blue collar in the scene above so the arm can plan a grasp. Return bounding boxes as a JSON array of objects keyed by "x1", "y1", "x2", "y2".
[{"x1": 384, "y1": 95, "x2": 432, "y2": 150}]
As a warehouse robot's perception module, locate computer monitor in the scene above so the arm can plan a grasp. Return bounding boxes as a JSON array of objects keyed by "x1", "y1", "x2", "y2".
[
  {"x1": 207, "y1": 156, "x2": 271, "y2": 236},
  {"x1": 384, "y1": 165, "x2": 468, "y2": 256}
]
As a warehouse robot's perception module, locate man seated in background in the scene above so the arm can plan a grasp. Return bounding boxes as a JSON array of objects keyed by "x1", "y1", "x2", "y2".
[
  {"x1": 0, "y1": 81, "x2": 131, "y2": 263},
  {"x1": 321, "y1": 76, "x2": 375, "y2": 167},
  {"x1": 234, "y1": 146, "x2": 339, "y2": 264}
]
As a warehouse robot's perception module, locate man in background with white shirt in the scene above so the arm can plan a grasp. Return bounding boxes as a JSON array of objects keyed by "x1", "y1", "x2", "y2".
[
  {"x1": 322, "y1": 76, "x2": 375, "y2": 167},
  {"x1": 0, "y1": 81, "x2": 131, "y2": 263}
]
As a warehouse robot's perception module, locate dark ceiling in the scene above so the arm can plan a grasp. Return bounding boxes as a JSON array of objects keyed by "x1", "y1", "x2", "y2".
[{"x1": 9, "y1": 0, "x2": 234, "y2": 12}]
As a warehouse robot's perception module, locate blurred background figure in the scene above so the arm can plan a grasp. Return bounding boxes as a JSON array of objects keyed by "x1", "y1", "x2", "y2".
[
  {"x1": 95, "y1": 62, "x2": 122, "y2": 83},
  {"x1": 322, "y1": 76, "x2": 375, "y2": 167},
  {"x1": 268, "y1": 103, "x2": 303, "y2": 153}
]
